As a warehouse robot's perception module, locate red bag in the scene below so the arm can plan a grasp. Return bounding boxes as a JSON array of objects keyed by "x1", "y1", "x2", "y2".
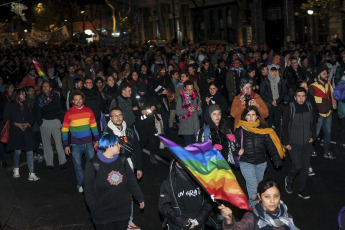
[{"x1": 0, "y1": 120, "x2": 9, "y2": 143}]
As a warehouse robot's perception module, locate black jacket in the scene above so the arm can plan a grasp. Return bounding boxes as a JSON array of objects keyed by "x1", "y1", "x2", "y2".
[
  {"x1": 103, "y1": 85, "x2": 118, "y2": 114},
  {"x1": 159, "y1": 162, "x2": 213, "y2": 230},
  {"x1": 201, "y1": 91, "x2": 229, "y2": 117},
  {"x1": 234, "y1": 124, "x2": 282, "y2": 167},
  {"x1": 82, "y1": 87, "x2": 104, "y2": 120},
  {"x1": 281, "y1": 101, "x2": 316, "y2": 146},
  {"x1": 34, "y1": 93, "x2": 64, "y2": 126},
  {"x1": 84, "y1": 155, "x2": 144, "y2": 224},
  {"x1": 259, "y1": 77, "x2": 283, "y2": 108},
  {"x1": 197, "y1": 106, "x2": 235, "y2": 163},
  {"x1": 4, "y1": 102, "x2": 35, "y2": 152}
]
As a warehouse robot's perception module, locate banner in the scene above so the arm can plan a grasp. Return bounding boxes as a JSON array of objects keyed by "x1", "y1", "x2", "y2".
[
  {"x1": 49, "y1": 26, "x2": 69, "y2": 43},
  {"x1": 0, "y1": 32, "x2": 18, "y2": 43},
  {"x1": 99, "y1": 33, "x2": 131, "y2": 47},
  {"x1": 30, "y1": 26, "x2": 69, "y2": 43}
]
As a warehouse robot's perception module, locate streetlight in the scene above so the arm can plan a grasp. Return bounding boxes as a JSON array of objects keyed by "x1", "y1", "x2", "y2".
[{"x1": 307, "y1": 9, "x2": 314, "y2": 43}]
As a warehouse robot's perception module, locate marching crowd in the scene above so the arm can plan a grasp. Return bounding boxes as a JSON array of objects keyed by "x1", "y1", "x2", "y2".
[{"x1": 0, "y1": 40, "x2": 345, "y2": 229}]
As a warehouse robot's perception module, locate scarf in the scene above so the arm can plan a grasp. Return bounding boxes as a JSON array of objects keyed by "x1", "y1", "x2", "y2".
[
  {"x1": 37, "y1": 92, "x2": 53, "y2": 108},
  {"x1": 107, "y1": 120, "x2": 127, "y2": 140},
  {"x1": 235, "y1": 120, "x2": 286, "y2": 159},
  {"x1": 180, "y1": 89, "x2": 197, "y2": 119},
  {"x1": 253, "y1": 201, "x2": 299, "y2": 230},
  {"x1": 268, "y1": 74, "x2": 280, "y2": 100}
]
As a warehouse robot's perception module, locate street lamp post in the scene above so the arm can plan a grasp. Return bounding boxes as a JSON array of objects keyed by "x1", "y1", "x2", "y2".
[{"x1": 307, "y1": 9, "x2": 313, "y2": 43}]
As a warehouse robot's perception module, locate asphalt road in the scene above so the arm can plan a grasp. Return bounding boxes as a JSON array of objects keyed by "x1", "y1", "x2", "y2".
[{"x1": 0, "y1": 133, "x2": 344, "y2": 230}]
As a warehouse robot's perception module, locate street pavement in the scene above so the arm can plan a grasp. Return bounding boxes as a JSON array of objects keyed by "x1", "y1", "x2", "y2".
[{"x1": 0, "y1": 133, "x2": 344, "y2": 230}]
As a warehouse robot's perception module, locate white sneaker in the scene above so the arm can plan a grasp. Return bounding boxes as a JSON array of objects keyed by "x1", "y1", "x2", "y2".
[
  {"x1": 28, "y1": 172, "x2": 40, "y2": 181},
  {"x1": 78, "y1": 186, "x2": 84, "y2": 193},
  {"x1": 13, "y1": 168, "x2": 20, "y2": 178}
]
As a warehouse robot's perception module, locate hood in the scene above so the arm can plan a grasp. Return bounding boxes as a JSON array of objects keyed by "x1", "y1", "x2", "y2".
[{"x1": 204, "y1": 105, "x2": 219, "y2": 130}]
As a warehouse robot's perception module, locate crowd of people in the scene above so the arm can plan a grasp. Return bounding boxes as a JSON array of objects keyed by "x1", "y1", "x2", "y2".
[{"x1": 0, "y1": 39, "x2": 345, "y2": 229}]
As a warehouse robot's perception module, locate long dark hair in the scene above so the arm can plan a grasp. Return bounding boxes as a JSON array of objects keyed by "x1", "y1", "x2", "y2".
[
  {"x1": 257, "y1": 178, "x2": 281, "y2": 197},
  {"x1": 240, "y1": 105, "x2": 268, "y2": 127},
  {"x1": 12, "y1": 88, "x2": 27, "y2": 109},
  {"x1": 153, "y1": 64, "x2": 165, "y2": 79}
]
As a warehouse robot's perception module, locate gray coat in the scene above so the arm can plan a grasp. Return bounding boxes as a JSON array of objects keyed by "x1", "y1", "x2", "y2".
[
  {"x1": 176, "y1": 94, "x2": 202, "y2": 135},
  {"x1": 109, "y1": 96, "x2": 136, "y2": 127}
]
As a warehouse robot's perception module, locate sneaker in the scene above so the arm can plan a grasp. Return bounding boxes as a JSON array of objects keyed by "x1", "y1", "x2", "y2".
[
  {"x1": 13, "y1": 168, "x2": 20, "y2": 178},
  {"x1": 284, "y1": 176, "x2": 293, "y2": 194},
  {"x1": 127, "y1": 221, "x2": 140, "y2": 230},
  {"x1": 28, "y1": 173, "x2": 40, "y2": 181},
  {"x1": 308, "y1": 167, "x2": 315, "y2": 176},
  {"x1": 298, "y1": 191, "x2": 310, "y2": 199},
  {"x1": 78, "y1": 186, "x2": 84, "y2": 193},
  {"x1": 150, "y1": 155, "x2": 158, "y2": 164},
  {"x1": 311, "y1": 151, "x2": 318, "y2": 157},
  {"x1": 159, "y1": 142, "x2": 165, "y2": 149},
  {"x1": 323, "y1": 152, "x2": 336, "y2": 159}
]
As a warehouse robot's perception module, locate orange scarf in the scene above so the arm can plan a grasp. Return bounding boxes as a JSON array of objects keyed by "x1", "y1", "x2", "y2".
[{"x1": 235, "y1": 120, "x2": 286, "y2": 159}]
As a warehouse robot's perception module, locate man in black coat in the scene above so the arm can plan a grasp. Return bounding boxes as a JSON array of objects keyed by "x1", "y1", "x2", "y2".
[
  {"x1": 82, "y1": 77, "x2": 104, "y2": 133},
  {"x1": 282, "y1": 88, "x2": 316, "y2": 199}
]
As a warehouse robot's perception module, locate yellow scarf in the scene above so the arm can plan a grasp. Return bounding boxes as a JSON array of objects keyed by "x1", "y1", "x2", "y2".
[{"x1": 235, "y1": 120, "x2": 286, "y2": 159}]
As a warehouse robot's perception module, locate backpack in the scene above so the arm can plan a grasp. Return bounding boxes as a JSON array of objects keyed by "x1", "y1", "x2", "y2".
[{"x1": 289, "y1": 101, "x2": 312, "y2": 122}]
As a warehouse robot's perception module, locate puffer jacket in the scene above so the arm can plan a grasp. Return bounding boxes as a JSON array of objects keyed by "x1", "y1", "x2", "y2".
[{"x1": 234, "y1": 124, "x2": 282, "y2": 167}]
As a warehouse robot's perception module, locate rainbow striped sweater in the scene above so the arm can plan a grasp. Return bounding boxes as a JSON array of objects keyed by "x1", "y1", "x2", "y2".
[{"x1": 62, "y1": 105, "x2": 99, "y2": 147}]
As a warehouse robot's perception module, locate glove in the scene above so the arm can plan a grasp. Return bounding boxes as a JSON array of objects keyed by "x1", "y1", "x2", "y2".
[
  {"x1": 226, "y1": 134, "x2": 235, "y2": 142},
  {"x1": 213, "y1": 144, "x2": 223, "y2": 150}
]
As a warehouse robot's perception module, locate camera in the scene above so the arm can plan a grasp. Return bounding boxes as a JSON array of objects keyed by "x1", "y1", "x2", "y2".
[
  {"x1": 245, "y1": 94, "x2": 252, "y2": 107},
  {"x1": 140, "y1": 109, "x2": 152, "y2": 120}
]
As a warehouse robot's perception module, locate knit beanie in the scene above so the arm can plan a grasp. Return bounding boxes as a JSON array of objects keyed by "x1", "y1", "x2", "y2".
[{"x1": 209, "y1": 104, "x2": 221, "y2": 115}]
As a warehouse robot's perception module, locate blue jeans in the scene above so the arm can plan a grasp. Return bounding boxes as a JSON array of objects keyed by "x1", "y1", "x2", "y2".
[
  {"x1": 71, "y1": 143, "x2": 95, "y2": 187},
  {"x1": 240, "y1": 161, "x2": 267, "y2": 208},
  {"x1": 315, "y1": 113, "x2": 332, "y2": 153},
  {"x1": 14, "y1": 150, "x2": 34, "y2": 173}
]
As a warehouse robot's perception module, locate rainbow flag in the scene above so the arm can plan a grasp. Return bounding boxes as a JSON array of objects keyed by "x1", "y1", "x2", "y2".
[
  {"x1": 159, "y1": 136, "x2": 251, "y2": 210},
  {"x1": 33, "y1": 58, "x2": 48, "y2": 80}
]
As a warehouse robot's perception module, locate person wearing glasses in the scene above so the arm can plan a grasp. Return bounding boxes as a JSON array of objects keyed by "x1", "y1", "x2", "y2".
[
  {"x1": 176, "y1": 80, "x2": 202, "y2": 145},
  {"x1": 103, "y1": 107, "x2": 142, "y2": 230}
]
